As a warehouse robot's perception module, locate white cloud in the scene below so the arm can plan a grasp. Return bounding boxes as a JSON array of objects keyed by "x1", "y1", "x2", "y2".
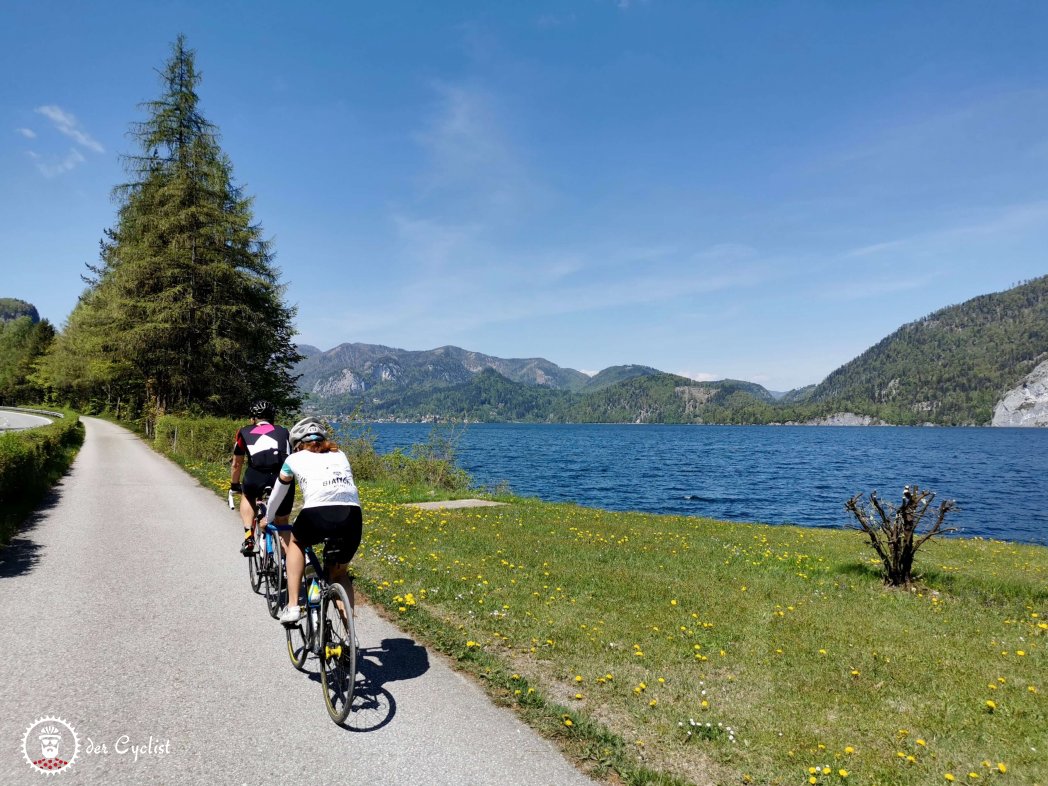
[
  {"x1": 35, "y1": 104, "x2": 104, "y2": 153},
  {"x1": 32, "y1": 148, "x2": 86, "y2": 178},
  {"x1": 17, "y1": 127, "x2": 36, "y2": 139},
  {"x1": 677, "y1": 371, "x2": 719, "y2": 382}
]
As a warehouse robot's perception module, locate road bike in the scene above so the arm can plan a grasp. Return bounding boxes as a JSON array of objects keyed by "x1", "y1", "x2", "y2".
[{"x1": 284, "y1": 539, "x2": 358, "y2": 724}]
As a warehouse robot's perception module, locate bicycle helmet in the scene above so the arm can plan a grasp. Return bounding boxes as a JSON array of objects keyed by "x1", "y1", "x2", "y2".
[
  {"x1": 290, "y1": 417, "x2": 327, "y2": 448},
  {"x1": 249, "y1": 399, "x2": 276, "y2": 421}
]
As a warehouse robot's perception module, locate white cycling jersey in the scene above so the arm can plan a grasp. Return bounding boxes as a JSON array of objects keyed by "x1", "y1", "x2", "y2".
[{"x1": 266, "y1": 448, "x2": 360, "y2": 521}]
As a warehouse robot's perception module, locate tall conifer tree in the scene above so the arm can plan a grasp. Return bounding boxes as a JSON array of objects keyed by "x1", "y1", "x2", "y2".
[{"x1": 43, "y1": 35, "x2": 300, "y2": 416}]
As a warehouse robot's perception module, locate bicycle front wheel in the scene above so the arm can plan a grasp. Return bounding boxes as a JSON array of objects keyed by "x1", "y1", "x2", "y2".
[
  {"x1": 286, "y1": 584, "x2": 312, "y2": 671},
  {"x1": 264, "y1": 534, "x2": 284, "y2": 619},
  {"x1": 319, "y1": 582, "x2": 357, "y2": 724},
  {"x1": 248, "y1": 538, "x2": 263, "y2": 594}
]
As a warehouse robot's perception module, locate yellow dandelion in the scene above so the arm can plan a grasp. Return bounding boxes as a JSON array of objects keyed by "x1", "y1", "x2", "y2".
[
  {"x1": 985, "y1": 700, "x2": 996, "y2": 710},
  {"x1": 997, "y1": 763, "x2": 1007, "y2": 774},
  {"x1": 945, "y1": 775, "x2": 956, "y2": 783},
  {"x1": 917, "y1": 739, "x2": 927, "y2": 746},
  {"x1": 839, "y1": 769, "x2": 849, "y2": 778},
  {"x1": 844, "y1": 746, "x2": 855, "y2": 754}
]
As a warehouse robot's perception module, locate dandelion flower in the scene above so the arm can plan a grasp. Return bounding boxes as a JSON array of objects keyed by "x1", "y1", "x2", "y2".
[
  {"x1": 945, "y1": 775, "x2": 956, "y2": 783},
  {"x1": 839, "y1": 769, "x2": 849, "y2": 778},
  {"x1": 916, "y1": 739, "x2": 926, "y2": 746},
  {"x1": 997, "y1": 763, "x2": 1007, "y2": 774},
  {"x1": 985, "y1": 700, "x2": 996, "y2": 711},
  {"x1": 844, "y1": 746, "x2": 854, "y2": 754}
]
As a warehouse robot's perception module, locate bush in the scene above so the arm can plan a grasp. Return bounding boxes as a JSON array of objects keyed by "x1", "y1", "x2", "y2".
[
  {"x1": 0, "y1": 410, "x2": 83, "y2": 544},
  {"x1": 845, "y1": 484, "x2": 957, "y2": 586},
  {"x1": 154, "y1": 414, "x2": 240, "y2": 463},
  {"x1": 150, "y1": 414, "x2": 471, "y2": 492}
]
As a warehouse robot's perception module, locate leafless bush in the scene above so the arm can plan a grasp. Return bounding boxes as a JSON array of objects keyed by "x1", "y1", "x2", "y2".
[{"x1": 845, "y1": 485, "x2": 957, "y2": 587}]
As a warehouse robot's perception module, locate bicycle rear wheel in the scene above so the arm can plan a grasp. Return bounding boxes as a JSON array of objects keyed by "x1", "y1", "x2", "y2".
[{"x1": 319, "y1": 582, "x2": 357, "y2": 724}]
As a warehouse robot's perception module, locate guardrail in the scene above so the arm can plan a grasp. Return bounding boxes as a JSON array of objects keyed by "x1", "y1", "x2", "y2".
[{"x1": 0, "y1": 406, "x2": 65, "y2": 418}]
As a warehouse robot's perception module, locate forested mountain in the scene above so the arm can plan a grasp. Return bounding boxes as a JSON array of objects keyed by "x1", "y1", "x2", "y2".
[
  {"x1": 809, "y1": 275, "x2": 1048, "y2": 425},
  {"x1": 295, "y1": 342, "x2": 592, "y2": 404},
  {"x1": 300, "y1": 277, "x2": 1048, "y2": 425}
]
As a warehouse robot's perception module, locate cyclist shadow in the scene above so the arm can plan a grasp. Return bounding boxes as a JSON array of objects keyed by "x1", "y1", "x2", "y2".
[{"x1": 310, "y1": 637, "x2": 430, "y2": 732}]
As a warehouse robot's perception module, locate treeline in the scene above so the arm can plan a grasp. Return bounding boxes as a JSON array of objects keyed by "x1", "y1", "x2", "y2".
[
  {"x1": 0, "y1": 315, "x2": 54, "y2": 405},
  {"x1": 3, "y1": 37, "x2": 300, "y2": 425}
]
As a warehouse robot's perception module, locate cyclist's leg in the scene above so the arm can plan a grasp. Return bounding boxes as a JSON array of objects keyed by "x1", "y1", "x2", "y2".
[
  {"x1": 328, "y1": 506, "x2": 363, "y2": 618},
  {"x1": 285, "y1": 533, "x2": 306, "y2": 609}
]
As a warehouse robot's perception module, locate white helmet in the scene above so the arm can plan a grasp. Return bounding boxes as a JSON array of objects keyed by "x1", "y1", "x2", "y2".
[{"x1": 290, "y1": 417, "x2": 327, "y2": 448}]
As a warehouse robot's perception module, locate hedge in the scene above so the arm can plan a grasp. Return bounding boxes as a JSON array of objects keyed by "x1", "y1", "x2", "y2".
[{"x1": 0, "y1": 409, "x2": 84, "y2": 544}]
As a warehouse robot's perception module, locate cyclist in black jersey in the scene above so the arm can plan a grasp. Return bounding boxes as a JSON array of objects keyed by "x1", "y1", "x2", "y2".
[{"x1": 230, "y1": 400, "x2": 295, "y2": 555}]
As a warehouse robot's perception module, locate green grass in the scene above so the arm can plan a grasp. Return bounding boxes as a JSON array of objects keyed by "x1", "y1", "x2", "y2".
[
  {"x1": 354, "y1": 492, "x2": 1047, "y2": 786},
  {"x1": 140, "y1": 432, "x2": 1046, "y2": 786}
]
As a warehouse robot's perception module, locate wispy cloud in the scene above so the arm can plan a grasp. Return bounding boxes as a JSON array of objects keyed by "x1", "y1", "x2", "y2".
[
  {"x1": 844, "y1": 200, "x2": 1048, "y2": 260},
  {"x1": 16, "y1": 127, "x2": 36, "y2": 139},
  {"x1": 414, "y1": 81, "x2": 544, "y2": 216},
  {"x1": 28, "y1": 148, "x2": 86, "y2": 178},
  {"x1": 35, "y1": 104, "x2": 104, "y2": 153}
]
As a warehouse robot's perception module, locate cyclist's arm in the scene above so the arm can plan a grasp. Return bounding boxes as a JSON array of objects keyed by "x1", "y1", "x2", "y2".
[
  {"x1": 230, "y1": 453, "x2": 244, "y2": 490},
  {"x1": 265, "y1": 466, "x2": 295, "y2": 523}
]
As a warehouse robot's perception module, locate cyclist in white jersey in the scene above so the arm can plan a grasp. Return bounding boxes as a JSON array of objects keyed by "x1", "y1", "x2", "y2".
[{"x1": 265, "y1": 418, "x2": 362, "y2": 625}]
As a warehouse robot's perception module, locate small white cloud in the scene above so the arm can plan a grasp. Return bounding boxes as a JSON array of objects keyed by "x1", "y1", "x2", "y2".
[
  {"x1": 17, "y1": 127, "x2": 36, "y2": 139},
  {"x1": 678, "y1": 371, "x2": 719, "y2": 382},
  {"x1": 35, "y1": 104, "x2": 104, "y2": 153},
  {"x1": 33, "y1": 148, "x2": 86, "y2": 178},
  {"x1": 579, "y1": 369, "x2": 598, "y2": 377}
]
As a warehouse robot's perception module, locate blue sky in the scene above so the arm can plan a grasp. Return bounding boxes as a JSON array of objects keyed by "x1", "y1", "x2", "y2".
[{"x1": 3, "y1": 1, "x2": 1048, "y2": 390}]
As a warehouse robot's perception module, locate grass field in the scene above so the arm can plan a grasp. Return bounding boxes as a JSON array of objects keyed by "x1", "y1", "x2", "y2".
[
  {"x1": 355, "y1": 488, "x2": 1046, "y2": 786},
  {"x1": 169, "y1": 449, "x2": 1045, "y2": 786}
]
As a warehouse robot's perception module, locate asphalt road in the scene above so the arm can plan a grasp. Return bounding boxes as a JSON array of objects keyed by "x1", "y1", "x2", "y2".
[
  {"x1": 0, "y1": 408, "x2": 53, "y2": 431},
  {"x1": 0, "y1": 417, "x2": 598, "y2": 785}
]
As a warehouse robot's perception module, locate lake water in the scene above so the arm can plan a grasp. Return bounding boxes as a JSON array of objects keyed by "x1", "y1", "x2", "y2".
[{"x1": 342, "y1": 423, "x2": 1048, "y2": 546}]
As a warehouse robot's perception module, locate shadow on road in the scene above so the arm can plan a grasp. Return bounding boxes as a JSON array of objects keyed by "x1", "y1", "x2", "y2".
[
  {"x1": 0, "y1": 485, "x2": 66, "y2": 579},
  {"x1": 307, "y1": 636, "x2": 430, "y2": 732}
]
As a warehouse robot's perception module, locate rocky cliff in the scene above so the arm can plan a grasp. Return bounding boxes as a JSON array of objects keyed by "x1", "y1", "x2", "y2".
[{"x1": 991, "y1": 360, "x2": 1048, "y2": 427}]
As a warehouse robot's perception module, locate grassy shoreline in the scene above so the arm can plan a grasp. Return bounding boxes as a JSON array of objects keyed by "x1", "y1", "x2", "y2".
[{"x1": 142, "y1": 426, "x2": 1045, "y2": 786}]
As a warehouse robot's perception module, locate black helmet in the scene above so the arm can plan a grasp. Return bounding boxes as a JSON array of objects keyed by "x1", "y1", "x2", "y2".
[
  {"x1": 250, "y1": 400, "x2": 276, "y2": 421},
  {"x1": 290, "y1": 417, "x2": 326, "y2": 448}
]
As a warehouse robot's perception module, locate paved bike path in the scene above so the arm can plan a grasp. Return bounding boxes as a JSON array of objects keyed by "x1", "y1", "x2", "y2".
[{"x1": 0, "y1": 417, "x2": 598, "y2": 785}]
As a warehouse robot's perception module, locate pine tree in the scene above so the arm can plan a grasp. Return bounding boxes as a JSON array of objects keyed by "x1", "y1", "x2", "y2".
[{"x1": 43, "y1": 35, "x2": 300, "y2": 417}]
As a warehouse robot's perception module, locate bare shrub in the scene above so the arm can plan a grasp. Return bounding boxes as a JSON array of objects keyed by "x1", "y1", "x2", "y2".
[{"x1": 845, "y1": 485, "x2": 957, "y2": 587}]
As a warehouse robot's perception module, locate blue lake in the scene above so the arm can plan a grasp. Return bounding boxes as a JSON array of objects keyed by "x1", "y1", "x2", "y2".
[{"x1": 342, "y1": 423, "x2": 1048, "y2": 546}]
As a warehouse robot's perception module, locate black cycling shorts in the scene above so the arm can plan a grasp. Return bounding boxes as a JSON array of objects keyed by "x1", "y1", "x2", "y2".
[
  {"x1": 292, "y1": 504, "x2": 363, "y2": 563},
  {"x1": 244, "y1": 467, "x2": 295, "y2": 517}
]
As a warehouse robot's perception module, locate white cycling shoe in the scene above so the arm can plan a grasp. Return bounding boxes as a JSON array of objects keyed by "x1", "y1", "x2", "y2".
[{"x1": 278, "y1": 605, "x2": 303, "y2": 625}]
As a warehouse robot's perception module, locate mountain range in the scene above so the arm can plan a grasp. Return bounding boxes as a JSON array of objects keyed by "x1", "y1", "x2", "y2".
[{"x1": 296, "y1": 275, "x2": 1048, "y2": 426}]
